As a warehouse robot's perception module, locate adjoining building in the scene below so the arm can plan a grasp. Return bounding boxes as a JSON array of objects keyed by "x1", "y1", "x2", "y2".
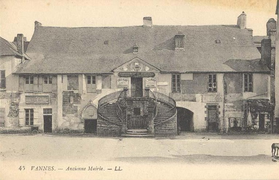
[
  {"x1": 0, "y1": 35, "x2": 29, "y2": 129},
  {"x1": 2, "y1": 13, "x2": 274, "y2": 136},
  {"x1": 275, "y1": 0, "x2": 279, "y2": 133}
]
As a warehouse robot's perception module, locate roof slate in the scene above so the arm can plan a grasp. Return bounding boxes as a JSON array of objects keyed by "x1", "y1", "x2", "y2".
[
  {"x1": 17, "y1": 24, "x2": 264, "y2": 74},
  {"x1": 0, "y1": 37, "x2": 18, "y2": 56}
]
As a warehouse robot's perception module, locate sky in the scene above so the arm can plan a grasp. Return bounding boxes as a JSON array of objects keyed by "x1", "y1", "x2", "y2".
[{"x1": 0, "y1": 0, "x2": 277, "y2": 42}]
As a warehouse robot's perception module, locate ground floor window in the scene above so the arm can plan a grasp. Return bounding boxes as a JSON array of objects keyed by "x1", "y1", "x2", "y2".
[
  {"x1": 25, "y1": 109, "x2": 34, "y2": 126},
  {"x1": 0, "y1": 108, "x2": 5, "y2": 127},
  {"x1": 0, "y1": 70, "x2": 6, "y2": 89}
]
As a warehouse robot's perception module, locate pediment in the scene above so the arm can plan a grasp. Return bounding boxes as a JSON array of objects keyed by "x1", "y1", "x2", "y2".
[{"x1": 113, "y1": 57, "x2": 160, "y2": 73}]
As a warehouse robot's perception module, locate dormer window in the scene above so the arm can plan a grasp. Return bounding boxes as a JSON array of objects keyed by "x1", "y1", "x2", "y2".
[{"x1": 175, "y1": 33, "x2": 185, "y2": 49}]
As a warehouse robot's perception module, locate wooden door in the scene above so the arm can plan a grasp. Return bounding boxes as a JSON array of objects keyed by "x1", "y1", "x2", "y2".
[
  {"x1": 84, "y1": 119, "x2": 97, "y2": 133},
  {"x1": 131, "y1": 77, "x2": 143, "y2": 97},
  {"x1": 259, "y1": 114, "x2": 265, "y2": 131},
  {"x1": 44, "y1": 115, "x2": 52, "y2": 133},
  {"x1": 207, "y1": 105, "x2": 218, "y2": 132}
]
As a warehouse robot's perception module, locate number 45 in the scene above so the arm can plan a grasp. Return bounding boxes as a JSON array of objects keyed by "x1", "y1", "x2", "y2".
[{"x1": 19, "y1": 166, "x2": 25, "y2": 171}]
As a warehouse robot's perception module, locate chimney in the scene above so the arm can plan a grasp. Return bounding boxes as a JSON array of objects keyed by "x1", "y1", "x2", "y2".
[
  {"x1": 260, "y1": 38, "x2": 271, "y2": 69},
  {"x1": 35, "y1": 21, "x2": 42, "y2": 29},
  {"x1": 266, "y1": 18, "x2": 276, "y2": 36},
  {"x1": 16, "y1": 34, "x2": 24, "y2": 55},
  {"x1": 143, "y1": 17, "x2": 152, "y2": 27},
  {"x1": 237, "y1": 11, "x2": 247, "y2": 29},
  {"x1": 133, "y1": 44, "x2": 139, "y2": 53}
]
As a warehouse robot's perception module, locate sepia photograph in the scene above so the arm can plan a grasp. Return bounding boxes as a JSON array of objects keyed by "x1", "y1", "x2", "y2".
[{"x1": 0, "y1": 0, "x2": 279, "y2": 179}]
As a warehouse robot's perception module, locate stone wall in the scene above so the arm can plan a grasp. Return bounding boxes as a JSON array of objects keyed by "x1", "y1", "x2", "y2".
[
  {"x1": 154, "y1": 115, "x2": 177, "y2": 136},
  {"x1": 97, "y1": 118, "x2": 121, "y2": 136}
]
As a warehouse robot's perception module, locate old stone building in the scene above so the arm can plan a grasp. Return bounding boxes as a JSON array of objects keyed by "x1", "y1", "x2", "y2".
[
  {"x1": 275, "y1": 0, "x2": 279, "y2": 133},
  {"x1": 2, "y1": 13, "x2": 274, "y2": 136},
  {"x1": 0, "y1": 35, "x2": 29, "y2": 129}
]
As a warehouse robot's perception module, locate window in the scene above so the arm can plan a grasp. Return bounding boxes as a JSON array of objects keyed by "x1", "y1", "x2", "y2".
[
  {"x1": 25, "y1": 109, "x2": 34, "y2": 126},
  {"x1": 87, "y1": 76, "x2": 96, "y2": 84},
  {"x1": 208, "y1": 74, "x2": 217, "y2": 92},
  {"x1": 134, "y1": 108, "x2": 140, "y2": 115},
  {"x1": 175, "y1": 34, "x2": 185, "y2": 49},
  {"x1": 25, "y1": 76, "x2": 34, "y2": 84},
  {"x1": 0, "y1": 108, "x2": 5, "y2": 127},
  {"x1": 244, "y1": 73, "x2": 253, "y2": 92},
  {"x1": 0, "y1": 70, "x2": 5, "y2": 89},
  {"x1": 86, "y1": 75, "x2": 97, "y2": 93},
  {"x1": 172, "y1": 74, "x2": 181, "y2": 93},
  {"x1": 43, "y1": 108, "x2": 52, "y2": 115},
  {"x1": 44, "y1": 76, "x2": 52, "y2": 84}
]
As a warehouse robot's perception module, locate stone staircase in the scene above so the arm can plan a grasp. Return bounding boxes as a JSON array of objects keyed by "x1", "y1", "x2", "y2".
[
  {"x1": 154, "y1": 102, "x2": 176, "y2": 125},
  {"x1": 98, "y1": 103, "x2": 121, "y2": 125},
  {"x1": 121, "y1": 129, "x2": 154, "y2": 137},
  {"x1": 97, "y1": 89, "x2": 177, "y2": 137}
]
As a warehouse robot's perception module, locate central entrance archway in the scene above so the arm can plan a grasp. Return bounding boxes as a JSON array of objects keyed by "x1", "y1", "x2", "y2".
[{"x1": 177, "y1": 107, "x2": 194, "y2": 132}]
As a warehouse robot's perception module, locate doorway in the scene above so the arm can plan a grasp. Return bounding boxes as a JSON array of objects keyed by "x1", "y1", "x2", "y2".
[
  {"x1": 43, "y1": 108, "x2": 52, "y2": 133},
  {"x1": 84, "y1": 119, "x2": 97, "y2": 133},
  {"x1": 259, "y1": 114, "x2": 265, "y2": 131},
  {"x1": 44, "y1": 115, "x2": 52, "y2": 133},
  {"x1": 177, "y1": 107, "x2": 194, "y2": 132},
  {"x1": 131, "y1": 77, "x2": 143, "y2": 97},
  {"x1": 207, "y1": 105, "x2": 219, "y2": 132}
]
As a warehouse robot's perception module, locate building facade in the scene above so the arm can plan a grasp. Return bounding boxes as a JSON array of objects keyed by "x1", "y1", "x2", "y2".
[
  {"x1": 0, "y1": 35, "x2": 29, "y2": 129},
  {"x1": 1, "y1": 13, "x2": 274, "y2": 136},
  {"x1": 275, "y1": 0, "x2": 279, "y2": 132}
]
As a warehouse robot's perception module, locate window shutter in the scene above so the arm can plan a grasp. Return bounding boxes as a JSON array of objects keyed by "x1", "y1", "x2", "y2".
[
  {"x1": 52, "y1": 76, "x2": 57, "y2": 93},
  {"x1": 33, "y1": 76, "x2": 39, "y2": 92},
  {"x1": 19, "y1": 76, "x2": 24, "y2": 92},
  {"x1": 38, "y1": 76, "x2": 43, "y2": 92}
]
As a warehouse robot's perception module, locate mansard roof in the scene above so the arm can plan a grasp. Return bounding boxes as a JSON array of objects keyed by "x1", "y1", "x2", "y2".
[{"x1": 16, "y1": 23, "x2": 267, "y2": 74}]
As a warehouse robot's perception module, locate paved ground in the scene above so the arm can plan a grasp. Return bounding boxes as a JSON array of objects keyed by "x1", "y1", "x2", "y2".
[{"x1": 0, "y1": 133, "x2": 279, "y2": 180}]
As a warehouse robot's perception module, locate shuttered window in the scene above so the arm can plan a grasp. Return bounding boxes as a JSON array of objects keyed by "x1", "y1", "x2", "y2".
[
  {"x1": 0, "y1": 108, "x2": 5, "y2": 127},
  {"x1": 172, "y1": 74, "x2": 181, "y2": 93},
  {"x1": 25, "y1": 76, "x2": 34, "y2": 84},
  {"x1": 25, "y1": 76, "x2": 34, "y2": 92},
  {"x1": 0, "y1": 70, "x2": 5, "y2": 89},
  {"x1": 244, "y1": 73, "x2": 253, "y2": 92},
  {"x1": 44, "y1": 76, "x2": 52, "y2": 84},
  {"x1": 87, "y1": 76, "x2": 96, "y2": 85},
  {"x1": 208, "y1": 74, "x2": 217, "y2": 92},
  {"x1": 86, "y1": 75, "x2": 96, "y2": 93}
]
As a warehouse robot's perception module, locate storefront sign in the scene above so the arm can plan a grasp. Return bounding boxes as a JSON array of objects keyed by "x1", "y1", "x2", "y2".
[
  {"x1": 225, "y1": 103, "x2": 238, "y2": 112},
  {"x1": 117, "y1": 78, "x2": 129, "y2": 88},
  {"x1": 145, "y1": 78, "x2": 156, "y2": 88},
  {"x1": 118, "y1": 72, "x2": 155, "y2": 77},
  {"x1": 25, "y1": 95, "x2": 50, "y2": 105}
]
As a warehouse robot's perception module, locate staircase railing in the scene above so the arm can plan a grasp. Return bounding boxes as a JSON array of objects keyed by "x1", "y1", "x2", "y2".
[
  {"x1": 149, "y1": 90, "x2": 158, "y2": 117},
  {"x1": 152, "y1": 91, "x2": 176, "y2": 108},
  {"x1": 151, "y1": 91, "x2": 177, "y2": 126},
  {"x1": 98, "y1": 90, "x2": 122, "y2": 107},
  {"x1": 98, "y1": 90, "x2": 123, "y2": 126},
  {"x1": 154, "y1": 108, "x2": 177, "y2": 126}
]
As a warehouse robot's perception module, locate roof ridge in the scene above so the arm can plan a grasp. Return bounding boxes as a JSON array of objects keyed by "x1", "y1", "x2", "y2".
[{"x1": 36, "y1": 24, "x2": 239, "y2": 29}]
